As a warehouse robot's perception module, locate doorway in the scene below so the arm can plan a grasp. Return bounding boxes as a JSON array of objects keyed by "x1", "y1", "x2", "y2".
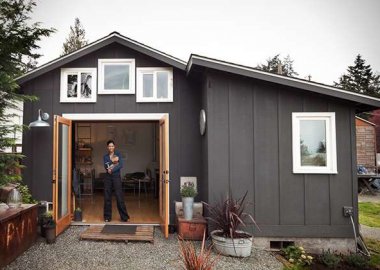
[
  {"x1": 74, "y1": 121, "x2": 160, "y2": 224},
  {"x1": 53, "y1": 113, "x2": 169, "y2": 238}
]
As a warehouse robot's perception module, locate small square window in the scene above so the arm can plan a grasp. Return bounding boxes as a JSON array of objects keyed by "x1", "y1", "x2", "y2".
[
  {"x1": 60, "y1": 68, "x2": 97, "y2": 103},
  {"x1": 292, "y1": 112, "x2": 337, "y2": 174},
  {"x1": 98, "y1": 59, "x2": 135, "y2": 94},
  {"x1": 136, "y1": 67, "x2": 173, "y2": 102}
]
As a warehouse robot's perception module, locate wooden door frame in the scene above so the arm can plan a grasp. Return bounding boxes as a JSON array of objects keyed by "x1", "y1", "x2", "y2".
[
  {"x1": 53, "y1": 115, "x2": 72, "y2": 236},
  {"x1": 62, "y1": 113, "x2": 170, "y2": 232},
  {"x1": 159, "y1": 114, "x2": 169, "y2": 238}
]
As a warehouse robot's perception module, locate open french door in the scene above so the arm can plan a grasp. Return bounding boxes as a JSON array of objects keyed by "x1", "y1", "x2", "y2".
[
  {"x1": 159, "y1": 114, "x2": 169, "y2": 238},
  {"x1": 52, "y1": 115, "x2": 72, "y2": 236}
]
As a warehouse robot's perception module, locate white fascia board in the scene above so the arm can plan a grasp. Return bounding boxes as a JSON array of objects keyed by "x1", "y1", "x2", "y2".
[{"x1": 62, "y1": 113, "x2": 168, "y2": 121}]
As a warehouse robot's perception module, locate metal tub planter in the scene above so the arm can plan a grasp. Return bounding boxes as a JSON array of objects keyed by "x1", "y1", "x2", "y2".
[{"x1": 211, "y1": 230, "x2": 253, "y2": 257}]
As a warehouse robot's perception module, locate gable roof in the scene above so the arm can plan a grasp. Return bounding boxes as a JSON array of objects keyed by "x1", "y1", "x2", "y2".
[
  {"x1": 187, "y1": 54, "x2": 380, "y2": 110},
  {"x1": 16, "y1": 32, "x2": 187, "y2": 84},
  {"x1": 356, "y1": 116, "x2": 376, "y2": 126},
  {"x1": 16, "y1": 32, "x2": 380, "y2": 111}
]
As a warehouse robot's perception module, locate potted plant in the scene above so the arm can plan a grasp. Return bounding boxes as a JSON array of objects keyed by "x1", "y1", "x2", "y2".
[
  {"x1": 180, "y1": 182, "x2": 198, "y2": 220},
  {"x1": 43, "y1": 218, "x2": 56, "y2": 244},
  {"x1": 39, "y1": 211, "x2": 53, "y2": 237},
  {"x1": 203, "y1": 191, "x2": 258, "y2": 257},
  {"x1": 74, "y1": 207, "x2": 82, "y2": 221}
]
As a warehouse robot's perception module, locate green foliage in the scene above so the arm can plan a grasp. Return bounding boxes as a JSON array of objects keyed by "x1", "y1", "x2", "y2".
[
  {"x1": 364, "y1": 238, "x2": 380, "y2": 267},
  {"x1": 256, "y1": 54, "x2": 298, "y2": 77},
  {"x1": 0, "y1": 0, "x2": 53, "y2": 192},
  {"x1": 282, "y1": 265, "x2": 304, "y2": 270},
  {"x1": 359, "y1": 202, "x2": 380, "y2": 228},
  {"x1": 319, "y1": 249, "x2": 341, "y2": 268},
  {"x1": 345, "y1": 253, "x2": 369, "y2": 268},
  {"x1": 42, "y1": 211, "x2": 53, "y2": 218},
  {"x1": 282, "y1": 245, "x2": 313, "y2": 267},
  {"x1": 0, "y1": 154, "x2": 23, "y2": 185},
  {"x1": 75, "y1": 207, "x2": 82, "y2": 212},
  {"x1": 61, "y1": 17, "x2": 88, "y2": 56},
  {"x1": 180, "y1": 181, "x2": 198, "y2": 198},
  {"x1": 335, "y1": 54, "x2": 380, "y2": 98},
  {"x1": 17, "y1": 183, "x2": 36, "y2": 203}
]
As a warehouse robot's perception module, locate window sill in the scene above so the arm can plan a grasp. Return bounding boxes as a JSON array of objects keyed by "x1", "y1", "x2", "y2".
[
  {"x1": 293, "y1": 169, "x2": 338, "y2": 174},
  {"x1": 98, "y1": 90, "x2": 135, "y2": 95},
  {"x1": 136, "y1": 99, "x2": 173, "y2": 103}
]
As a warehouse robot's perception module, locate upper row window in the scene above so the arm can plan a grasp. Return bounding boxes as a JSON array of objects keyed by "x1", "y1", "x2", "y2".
[
  {"x1": 136, "y1": 67, "x2": 173, "y2": 102},
  {"x1": 60, "y1": 68, "x2": 97, "y2": 103},
  {"x1": 98, "y1": 59, "x2": 135, "y2": 94},
  {"x1": 60, "y1": 59, "x2": 173, "y2": 103}
]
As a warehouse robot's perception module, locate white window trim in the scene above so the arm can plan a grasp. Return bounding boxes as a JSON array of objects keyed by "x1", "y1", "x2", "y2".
[
  {"x1": 60, "y1": 68, "x2": 97, "y2": 103},
  {"x1": 98, "y1": 59, "x2": 135, "y2": 94},
  {"x1": 62, "y1": 113, "x2": 168, "y2": 121},
  {"x1": 136, "y1": 67, "x2": 173, "y2": 102},
  {"x1": 292, "y1": 112, "x2": 337, "y2": 174}
]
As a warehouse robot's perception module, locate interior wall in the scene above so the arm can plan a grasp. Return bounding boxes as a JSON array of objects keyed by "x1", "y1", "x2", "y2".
[{"x1": 75, "y1": 122, "x2": 156, "y2": 177}]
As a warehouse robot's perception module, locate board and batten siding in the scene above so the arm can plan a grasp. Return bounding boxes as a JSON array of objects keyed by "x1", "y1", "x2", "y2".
[
  {"x1": 21, "y1": 43, "x2": 202, "y2": 224},
  {"x1": 204, "y1": 70, "x2": 357, "y2": 238}
]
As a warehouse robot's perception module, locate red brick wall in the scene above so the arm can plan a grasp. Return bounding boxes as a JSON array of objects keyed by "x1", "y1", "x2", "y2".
[{"x1": 356, "y1": 118, "x2": 376, "y2": 167}]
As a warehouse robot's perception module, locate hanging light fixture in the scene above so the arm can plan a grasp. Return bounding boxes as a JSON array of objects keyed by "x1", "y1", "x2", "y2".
[{"x1": 29, "y1": 109, "x2": 50, "y2": 128}]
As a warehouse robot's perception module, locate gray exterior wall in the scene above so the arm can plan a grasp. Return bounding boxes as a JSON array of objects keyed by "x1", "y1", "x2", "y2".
[
  {"x1": 21, "y1": 42, "x2": 202, "y2": 224},
  {"x1": 21, "y1": 42, "x2": 359, "y2": 238},
  {"x1": 203, "y1": 70, "x2": 358, "y2": 238}
]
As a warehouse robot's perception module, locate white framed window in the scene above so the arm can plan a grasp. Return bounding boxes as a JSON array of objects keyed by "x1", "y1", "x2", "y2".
[
  {"x1": 136, "y1": 67, "x2": 173, "y2": 102},
  {"x1": 292, "y1": 112, "x2": 337, "y2": 174},
  {"x1": 98, "y1": 59, "x2": 135, "y2": 94},
  {"x1": 60, "y1": 68, "x2": 97, "y2": 103}
]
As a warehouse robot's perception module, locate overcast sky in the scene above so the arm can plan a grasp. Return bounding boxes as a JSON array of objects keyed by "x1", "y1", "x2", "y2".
[{"x1": 31, "y1": 0, "x2": 380, "y2": 85}]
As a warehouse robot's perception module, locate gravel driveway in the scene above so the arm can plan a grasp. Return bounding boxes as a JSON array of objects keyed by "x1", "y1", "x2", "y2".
[{"x1": 5, "y1": 226, "x2": 282, "y2": 270}]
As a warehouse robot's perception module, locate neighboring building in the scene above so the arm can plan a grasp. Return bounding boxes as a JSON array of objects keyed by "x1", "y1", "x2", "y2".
[
  {"x1": 355, "y1": 117, "x2": 376, "y2": 169},
  {"x1": 16, "y1": 32, "x2": 380, "y2": 253},
  {"x1": 369, "y1": 109, "x2": 380, "y2": 153}
]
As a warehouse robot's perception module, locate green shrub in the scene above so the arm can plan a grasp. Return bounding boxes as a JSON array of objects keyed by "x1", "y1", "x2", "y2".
[
  {"x1": 17, "y1": 183, "x2": 37, "y2": 203},
  {"x1": 319, "y1": 249, "x2": 341, "y2": 268},
  {"x1": 180, "y1": 182, "x2": 197, "y2": 198},
  {"x1": 345, "y1": 253, "x2": 369, "y2": 268},
  {"x1": 282, "y1": 245, "x2": 313, "y2": 266}
]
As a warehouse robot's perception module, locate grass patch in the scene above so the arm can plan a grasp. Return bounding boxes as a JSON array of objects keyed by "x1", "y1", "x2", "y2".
[
  {"x1": 359, "y1": 202, "x2": 380, "y2": 228},
  {"x1": 365, "y1": 238, "x2": 380, "y2": 268}
]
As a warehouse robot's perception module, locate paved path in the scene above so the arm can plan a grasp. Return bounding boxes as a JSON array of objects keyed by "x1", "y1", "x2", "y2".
[
  {"x1": 359, "y1": 193, "x2": 380, "y2": 203},
  {"x1": 361, "y1": 224, "x2": 380, "y2": 240}
]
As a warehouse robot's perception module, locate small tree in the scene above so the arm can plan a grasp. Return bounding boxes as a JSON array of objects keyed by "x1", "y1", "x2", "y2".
[
  {"x1": 0, "y1": 0, "x2": 53, "y2": 190},
  {"x1": 334, "y1": 54, "x2": 380, "y2": 97},
  {"x1": 61, "y1": 18, "x2": 88, "y2": 56},
  {"x1": 257, "y1": 54, "x2": 298, "y2": 77}
]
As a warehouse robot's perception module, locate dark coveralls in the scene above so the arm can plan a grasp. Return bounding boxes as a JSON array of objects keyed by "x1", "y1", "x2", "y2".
[{"x1": 103, "y1": 151, "x2": 129, "y2": 221}]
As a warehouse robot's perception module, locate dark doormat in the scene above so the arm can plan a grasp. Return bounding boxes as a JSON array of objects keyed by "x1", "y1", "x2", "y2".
[
  {"x1": 101, "y1": 225, "x2": 137, "y2": 234},
  {"x1": 80, "y1": 225, "x2": 154, "y2": 243}
]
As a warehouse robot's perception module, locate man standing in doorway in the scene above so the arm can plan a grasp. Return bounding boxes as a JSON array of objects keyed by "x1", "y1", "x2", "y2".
[{"x1": 103, "y1": 140, "x2": 130, "y2": 222}]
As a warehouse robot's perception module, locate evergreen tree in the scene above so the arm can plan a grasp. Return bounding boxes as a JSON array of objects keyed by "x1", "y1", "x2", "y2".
[
  {"x1": 61, "y1": 18, "x2": 88, "y2": 56},
  {"x1": 256, "y1": 54, "x2": 298, "y2": 77},
  {"x1": 334, "y1": 54, "x2": 380, "y2": 97},
  {"x1": 0, "y1": 0, "x2": 53, "y2": 189}
]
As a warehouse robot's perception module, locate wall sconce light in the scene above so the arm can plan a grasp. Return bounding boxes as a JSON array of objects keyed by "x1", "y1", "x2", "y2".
[{"x1": 29, "y1": 109, "x2": 50, "y2": 128}]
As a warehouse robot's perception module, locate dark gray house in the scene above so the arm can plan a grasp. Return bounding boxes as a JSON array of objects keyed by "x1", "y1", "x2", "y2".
[{"x1": 17, "y1": 32, "x2": 380, "y2": 252}]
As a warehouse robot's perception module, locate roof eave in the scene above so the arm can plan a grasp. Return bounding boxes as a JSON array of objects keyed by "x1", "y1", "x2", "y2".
[
  {"x1": 187, "y1": 55, "x2": 380, "y2": 110},
  {"x1": 17, "y1": 33, "x2": 186, "y2": 84}
]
